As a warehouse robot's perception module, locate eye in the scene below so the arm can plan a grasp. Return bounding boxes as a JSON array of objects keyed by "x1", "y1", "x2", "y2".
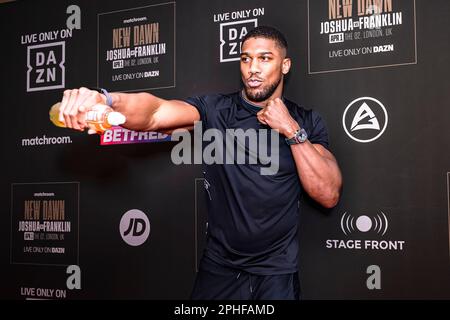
[
  {"x1": 241, "y1": 56, "x2": 250, "y2": 63},
  {"x1": 261, "y1": 56, "x2": 271, "y2": 62}
]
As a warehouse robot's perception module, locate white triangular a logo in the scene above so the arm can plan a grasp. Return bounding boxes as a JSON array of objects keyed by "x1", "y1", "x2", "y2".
[{"x1": 350, "y1": 102, "x2": 380, "y2": 131}]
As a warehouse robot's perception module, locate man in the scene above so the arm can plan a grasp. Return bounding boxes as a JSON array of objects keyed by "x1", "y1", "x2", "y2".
[{"x1": 59, "y1": 26, "x2": 342, "y2": 300}]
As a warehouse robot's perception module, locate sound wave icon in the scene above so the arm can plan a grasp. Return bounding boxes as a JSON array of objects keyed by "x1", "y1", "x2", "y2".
[{"x1": 340, "y1": 212, "x2": 388, "y2": 236}]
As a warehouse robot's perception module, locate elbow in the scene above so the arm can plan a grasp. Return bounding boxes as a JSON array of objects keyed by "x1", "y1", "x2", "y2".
[
  {"x1": 320, "y1": 188, "x2": 341, "y2": 209},
  {"x1": 322, "y1": 195, "x2": 339, "y2": 209},
  {"x1": 322, "y1": 175, "x2": 343, "y2": 209}
]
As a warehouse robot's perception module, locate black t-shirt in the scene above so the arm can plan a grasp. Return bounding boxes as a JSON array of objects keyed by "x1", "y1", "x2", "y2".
[{"x1": 185, "y1": 92, "x2": 329, "y2": 275}]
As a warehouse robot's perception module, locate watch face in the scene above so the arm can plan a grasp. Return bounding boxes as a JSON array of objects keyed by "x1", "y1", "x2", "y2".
[
  {"x1": 286, "y1": 129, "x2": 308, "y2": 145},
  {"x1": 297, "y1": 129, "x2": 308, "y2": 142}
]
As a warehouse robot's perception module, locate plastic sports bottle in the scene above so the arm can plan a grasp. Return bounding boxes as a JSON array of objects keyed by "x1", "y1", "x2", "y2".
[{"x1": 49, "y1": 102, "x2": 126, "y2": 134}]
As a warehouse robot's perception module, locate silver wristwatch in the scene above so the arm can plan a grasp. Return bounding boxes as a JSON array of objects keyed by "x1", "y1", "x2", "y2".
[{"x1": 285, "y1": 128, "x2": 308, "y2": 145}]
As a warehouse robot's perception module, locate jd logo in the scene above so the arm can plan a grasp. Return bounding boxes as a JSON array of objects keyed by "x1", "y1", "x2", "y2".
[
  {"x1": 123, "y1": 218, "x2": 146, "y2": 237},
  {"x1": 119, "y1": 209, "x2": 150, "y2": 246}
]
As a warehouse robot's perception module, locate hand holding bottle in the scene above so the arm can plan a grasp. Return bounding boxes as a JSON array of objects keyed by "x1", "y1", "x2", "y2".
[
  {"x1": 51, "y1": 87, "x2": 125, "y2": 134},
  {"x1": 50, "y1": 102, "x2": 125, "y2": 134}
]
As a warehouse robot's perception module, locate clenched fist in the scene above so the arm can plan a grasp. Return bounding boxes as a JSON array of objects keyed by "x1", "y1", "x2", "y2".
[{"x1": 256, "y1": 98, "x2": 300, "y2": 138}]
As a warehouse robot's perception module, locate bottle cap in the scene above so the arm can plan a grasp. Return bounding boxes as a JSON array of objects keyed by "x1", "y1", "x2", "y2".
[{"x1": 106, "y1": 112, "x2": 126, "y2": 126}]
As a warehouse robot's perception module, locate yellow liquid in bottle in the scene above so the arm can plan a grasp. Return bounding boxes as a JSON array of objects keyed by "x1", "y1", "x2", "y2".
[{"x1": 49, "y1": 102, "x2": 66, "y2": 128}]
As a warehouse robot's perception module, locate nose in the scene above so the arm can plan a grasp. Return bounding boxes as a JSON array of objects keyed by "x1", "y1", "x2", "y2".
[{"x1": 249, "y1": 59, "x2": 260, "y2": 75}]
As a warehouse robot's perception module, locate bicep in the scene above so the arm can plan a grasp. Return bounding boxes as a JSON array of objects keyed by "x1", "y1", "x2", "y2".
[{"x1": 153, "y1": 99, "x2": 200, "y2": 130}]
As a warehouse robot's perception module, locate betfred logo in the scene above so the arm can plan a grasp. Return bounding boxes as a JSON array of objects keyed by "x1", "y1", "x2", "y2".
[
  {"x1": 27, "y1": 42, "x2": 65, "y2": 92},
  {"x1": 342, "y1": 97, "x2": 388, "y2": 143},
  {"x1": 100, "y1": 126, "x2": 170, "y2": 145},
  {"x1": 119, "y1": 209, "x2": 150, "y2": 246}
]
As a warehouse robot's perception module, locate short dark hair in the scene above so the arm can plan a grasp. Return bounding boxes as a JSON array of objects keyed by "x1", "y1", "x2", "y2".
[{"x1": 241, "y1": 25, "x2": 288, "y2": 52}]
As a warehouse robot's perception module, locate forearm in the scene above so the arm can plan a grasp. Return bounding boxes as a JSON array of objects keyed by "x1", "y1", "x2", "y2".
[
  {"x1": 109, "y1": 92, "x2": 164, "y2": 131},
  {"x1": 108, "y1": 92, "x2": 199, "y2": 132},
  {"x1": 291, "y1": 142, "x2": 342, "y2": 208}
]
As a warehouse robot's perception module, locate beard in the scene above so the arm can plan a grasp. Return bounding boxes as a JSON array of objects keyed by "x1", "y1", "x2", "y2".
[{"x1": 243, "y1": 76, "x2": 282, "y2": 103}]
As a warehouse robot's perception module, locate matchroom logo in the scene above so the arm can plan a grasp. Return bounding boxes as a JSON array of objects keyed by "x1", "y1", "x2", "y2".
[
  {"x1": 342, "y1": 97, "x2": 388, "y2": 143},
  {"x1": 326, "y1": 210, "x2": 406, "y2": 251}
]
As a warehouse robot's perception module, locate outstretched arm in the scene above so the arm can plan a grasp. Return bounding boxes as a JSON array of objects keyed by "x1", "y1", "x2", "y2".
[{"x1": 58, "y1": 87, "x2": 200, "y2": 133}]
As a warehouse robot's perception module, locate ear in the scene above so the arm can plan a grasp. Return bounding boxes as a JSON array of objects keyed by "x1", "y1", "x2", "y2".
[{"x1": 282, "y1": 58, "x2": 291, "y2": 75}]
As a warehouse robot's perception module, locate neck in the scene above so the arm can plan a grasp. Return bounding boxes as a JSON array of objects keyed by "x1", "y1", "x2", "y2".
[
  {"x1": 241, "y1": 90, "x2": 262, "y2": 108},
  {"x1": 242, "y1": 83, "x2": 284, "y2": 107}
]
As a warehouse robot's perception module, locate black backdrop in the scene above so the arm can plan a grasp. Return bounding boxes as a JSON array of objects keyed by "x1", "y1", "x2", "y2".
[{"x1": 1, "y1": 0, "x2": 449, "y2": 299}]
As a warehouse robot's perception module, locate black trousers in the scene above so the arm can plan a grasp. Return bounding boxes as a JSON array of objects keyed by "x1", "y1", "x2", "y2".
[{"x1": 191, "y1": 256, "x2": 300, "y2": 300}]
